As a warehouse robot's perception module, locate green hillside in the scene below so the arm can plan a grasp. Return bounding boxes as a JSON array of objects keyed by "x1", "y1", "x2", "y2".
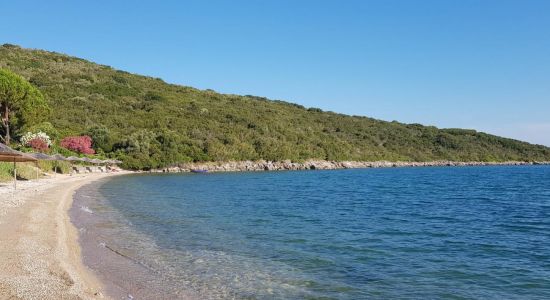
[{"x1": 1, "y1": 44, "x2": 549, "y2": 169}]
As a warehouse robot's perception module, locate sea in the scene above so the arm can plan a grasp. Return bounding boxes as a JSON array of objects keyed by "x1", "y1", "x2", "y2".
[{"x1": 70, "y1": 166, "x2": 550, "y2": 299}]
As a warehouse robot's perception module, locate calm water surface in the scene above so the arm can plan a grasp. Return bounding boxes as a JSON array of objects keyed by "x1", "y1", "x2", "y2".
[{"x1": 72, "y1": 166, "x2": 550, "y2": 299}]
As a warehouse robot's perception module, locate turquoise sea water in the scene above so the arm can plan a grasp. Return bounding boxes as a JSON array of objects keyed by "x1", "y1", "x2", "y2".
[{"x1": 72, "y1": 166, "x2": 550, "y2": 299}]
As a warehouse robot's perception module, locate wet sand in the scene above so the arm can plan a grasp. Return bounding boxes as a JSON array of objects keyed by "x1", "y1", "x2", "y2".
[
  {"x1": 71, "y1": 177, "x2": 199, "y2": 300},
  {"x1": 0, "y1": 172, "x2": 128, "y2": 299}
]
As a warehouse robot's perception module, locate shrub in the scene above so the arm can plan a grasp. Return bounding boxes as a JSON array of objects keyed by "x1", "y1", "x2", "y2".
[
  {"x1": 26, "y1": 122, "x2": 60, "y2": 141},
  {"x1": 60, "y1": 135, "x2": 95, "y2": 154},
  {"x1": 20, "y1": 131, "x2": 52, "y2": 152},
  {"x1": 27, "y1": 138, "x2": 49, "y2": 152},
  {"x1": 0, "y1": 162, "x2": 39, "y2": 181},
  {"x1": 86, "y1": 125, "x2": 112, "y2": 152}
]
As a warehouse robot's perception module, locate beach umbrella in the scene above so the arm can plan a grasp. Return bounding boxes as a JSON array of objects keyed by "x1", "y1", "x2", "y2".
[
  {"x1": 79, "y1": 157, "x2": 97, "y2": 173},
  {"x1": 103, "y1": 159, "x2": 119, "y2": 172},
  {"x1": 91, "y1": 158, "x2": 103, "y2": 164},
  {"x1": 82, "y1": 157, "x2": 94, "y2": 169},
  {"x1": 104, "y1": 159, "x2": 121, "y2": 165},
  {"x1": 0, "y1": 143, "x2": 37, "y2": 189},
  {"x1": 100, "y1": 160, "x2": 115, "y2": 172},
  {"x1": 51, "y1": 154, "x2": 66, "y2": 161},
  {"x1": 66, "y1": 156, "x2": 84, "y2": 174},
  {"x1": 92, "y1": 159, "x2": 107, "y2": 173},
  {"x1": 27, "y1": 152, "x2": 54, "y2": 160},
  {"x1": 0, "y1": 143, "x2": 22, "y2": 158},
  {"x1": 27, "y1": 153, "x2": 54, "y2": 180},
  {"x1": 66, "y1": 156, "x2": 84, "y2": 166},
  {"x1": 50, "y1": 154, "x2": 67, "y2": 175}
]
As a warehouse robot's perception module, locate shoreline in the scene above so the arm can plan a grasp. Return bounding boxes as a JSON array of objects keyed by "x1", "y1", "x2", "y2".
[
  {"x1": 0, "y1": 172, "x2": 130, "y2": 299},
  {"x1": 66, "y1": 163, "x2": 547, "y2": 299},
  {"x1": 71, "y1": 179, "x2": 200, "y2": 300},
  {"x1": 155, "y1": 159, "x2": 550, "y2": 173},
  {"x1": 2, "y1": 165, "x2": 549, "y2": 298}
]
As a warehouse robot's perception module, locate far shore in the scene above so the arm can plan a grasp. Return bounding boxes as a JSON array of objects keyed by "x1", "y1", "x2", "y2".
[
  {"x1": 0, "y1": 171, "x2": 131, "y2": 299},
  {"x1": 152, "y1": 159, "x2": 550, "y2": 173}
]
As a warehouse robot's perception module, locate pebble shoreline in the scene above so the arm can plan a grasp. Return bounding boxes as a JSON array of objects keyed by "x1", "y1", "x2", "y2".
[{"x1": 152, "y1": 160, "x2": 550, "y2": 173}]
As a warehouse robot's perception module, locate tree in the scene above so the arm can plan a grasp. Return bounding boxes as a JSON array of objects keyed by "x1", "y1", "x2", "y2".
[
  {"x1": 0, "y1": 68, "x2": 49, "y2": 144},
  {"x1": 27, "y1": 122, "x2": 59, "y2": 141},
  {"x1": 86, "y1": 125, "x2": 112, "y2": 152}
]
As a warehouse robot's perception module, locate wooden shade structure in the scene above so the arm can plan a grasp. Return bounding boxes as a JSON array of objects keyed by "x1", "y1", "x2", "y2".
[
  {"x1": 66, "y1": 156, "x2": 83, "y2": 162},
  {"x1": 50, "y1": 154, "x2": 67, "y2": 175},
  {"x1": 0, "y1": 143, "x2": 37, "y2": 189},
  {"x1": 104, "y1": 159, "x2": 122, "y2": 165},
  {"x1": 91, "y1": 158, "x2": 103, "y2": 164},
  {"x1": 27, "y1": 153, "x2": 54, "y2": 180},
  {"x1": 66, "y1": 156, "x2": 84, "y2": 174},
  {"x1": 51, "y1": 154, "x2": 66, "y2": 161},
  {"x1": 27, "y1": 152, "x2": 54, "y2": 160}
]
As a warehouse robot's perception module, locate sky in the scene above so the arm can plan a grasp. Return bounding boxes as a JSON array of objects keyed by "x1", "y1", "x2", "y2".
[{"x1": 1, "y1": 0, "x2": 549, "y2": 146}]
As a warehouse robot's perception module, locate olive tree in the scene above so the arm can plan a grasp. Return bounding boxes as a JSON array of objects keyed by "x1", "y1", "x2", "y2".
[{"x1": 0, "y1": 68, "x2": 49, "y2": 144}]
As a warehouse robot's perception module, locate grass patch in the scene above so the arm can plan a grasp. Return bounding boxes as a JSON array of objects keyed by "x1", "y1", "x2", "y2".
[{"x1": 0, "y1": 161, "x2": 73, "y2": 182}]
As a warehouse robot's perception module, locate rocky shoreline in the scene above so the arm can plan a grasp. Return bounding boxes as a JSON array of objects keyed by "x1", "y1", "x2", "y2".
[{"x1": 152, "y1": 160, "x2": 550, "y2": 173}]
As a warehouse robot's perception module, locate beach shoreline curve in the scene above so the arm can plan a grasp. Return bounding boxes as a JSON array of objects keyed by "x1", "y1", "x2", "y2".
[{"x1": 0, "y1": 172, "x2": 130, "y2": 299}]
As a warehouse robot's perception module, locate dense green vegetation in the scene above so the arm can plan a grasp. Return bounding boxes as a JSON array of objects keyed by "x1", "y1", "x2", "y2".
[{"x1": 1, "y1": 44, "x2": 549, "y2": 169}]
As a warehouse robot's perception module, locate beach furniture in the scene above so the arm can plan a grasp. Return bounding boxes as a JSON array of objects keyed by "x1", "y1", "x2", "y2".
[
  {"x1": 0, "y1": 143, "x2": 37, "y2": 189},
  {"x1": 66, "y1": 156, "x2": 84, "y2": 175},
  {"x1": 27, "y1": 152, "x2": 54, "y2": 180},
  {"x1": 50, "y1": 154, "x2": 68, "y2": 175}
]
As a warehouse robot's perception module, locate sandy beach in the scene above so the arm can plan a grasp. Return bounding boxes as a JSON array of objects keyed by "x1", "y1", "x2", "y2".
[{"x1": 0, "y1": 172, "x2": 127, "y2": 300}]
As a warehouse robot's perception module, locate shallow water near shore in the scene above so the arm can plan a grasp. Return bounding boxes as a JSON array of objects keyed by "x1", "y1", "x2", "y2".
[{"x1": 71, "y1": 166, "x2": 550, "y2": 299}]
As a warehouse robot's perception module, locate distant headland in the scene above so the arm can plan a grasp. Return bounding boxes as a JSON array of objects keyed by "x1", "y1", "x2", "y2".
[{"x1": 1, "y1": 43, "x2": 549, "y2": 172}]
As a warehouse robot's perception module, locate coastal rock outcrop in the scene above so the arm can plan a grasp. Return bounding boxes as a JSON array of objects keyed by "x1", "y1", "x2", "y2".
[{"x1": 153, "y1": 160, "x2": 550, "y2": 173}]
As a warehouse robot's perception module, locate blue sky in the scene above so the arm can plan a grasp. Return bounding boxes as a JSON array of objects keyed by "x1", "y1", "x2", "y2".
[{"x1": 1, "y1": 0, "x2": 549, "y2": 145}]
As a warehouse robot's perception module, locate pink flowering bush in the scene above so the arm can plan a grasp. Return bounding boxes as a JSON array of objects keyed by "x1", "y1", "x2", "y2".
[
  {"x1": 60, "y1": 136, "x2": 95, "y2": 154},
  {"x1": 27, "y1": 138, "x2": 49, "y2": 152}
]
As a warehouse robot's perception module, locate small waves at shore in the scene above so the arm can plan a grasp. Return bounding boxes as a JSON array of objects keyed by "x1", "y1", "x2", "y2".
[
  {"x1": 79, "y1": 206, "x2": 93, "y2": 214},
  {"x1": 72, "y1": 181, "x2": 315, "y2": 299}
]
